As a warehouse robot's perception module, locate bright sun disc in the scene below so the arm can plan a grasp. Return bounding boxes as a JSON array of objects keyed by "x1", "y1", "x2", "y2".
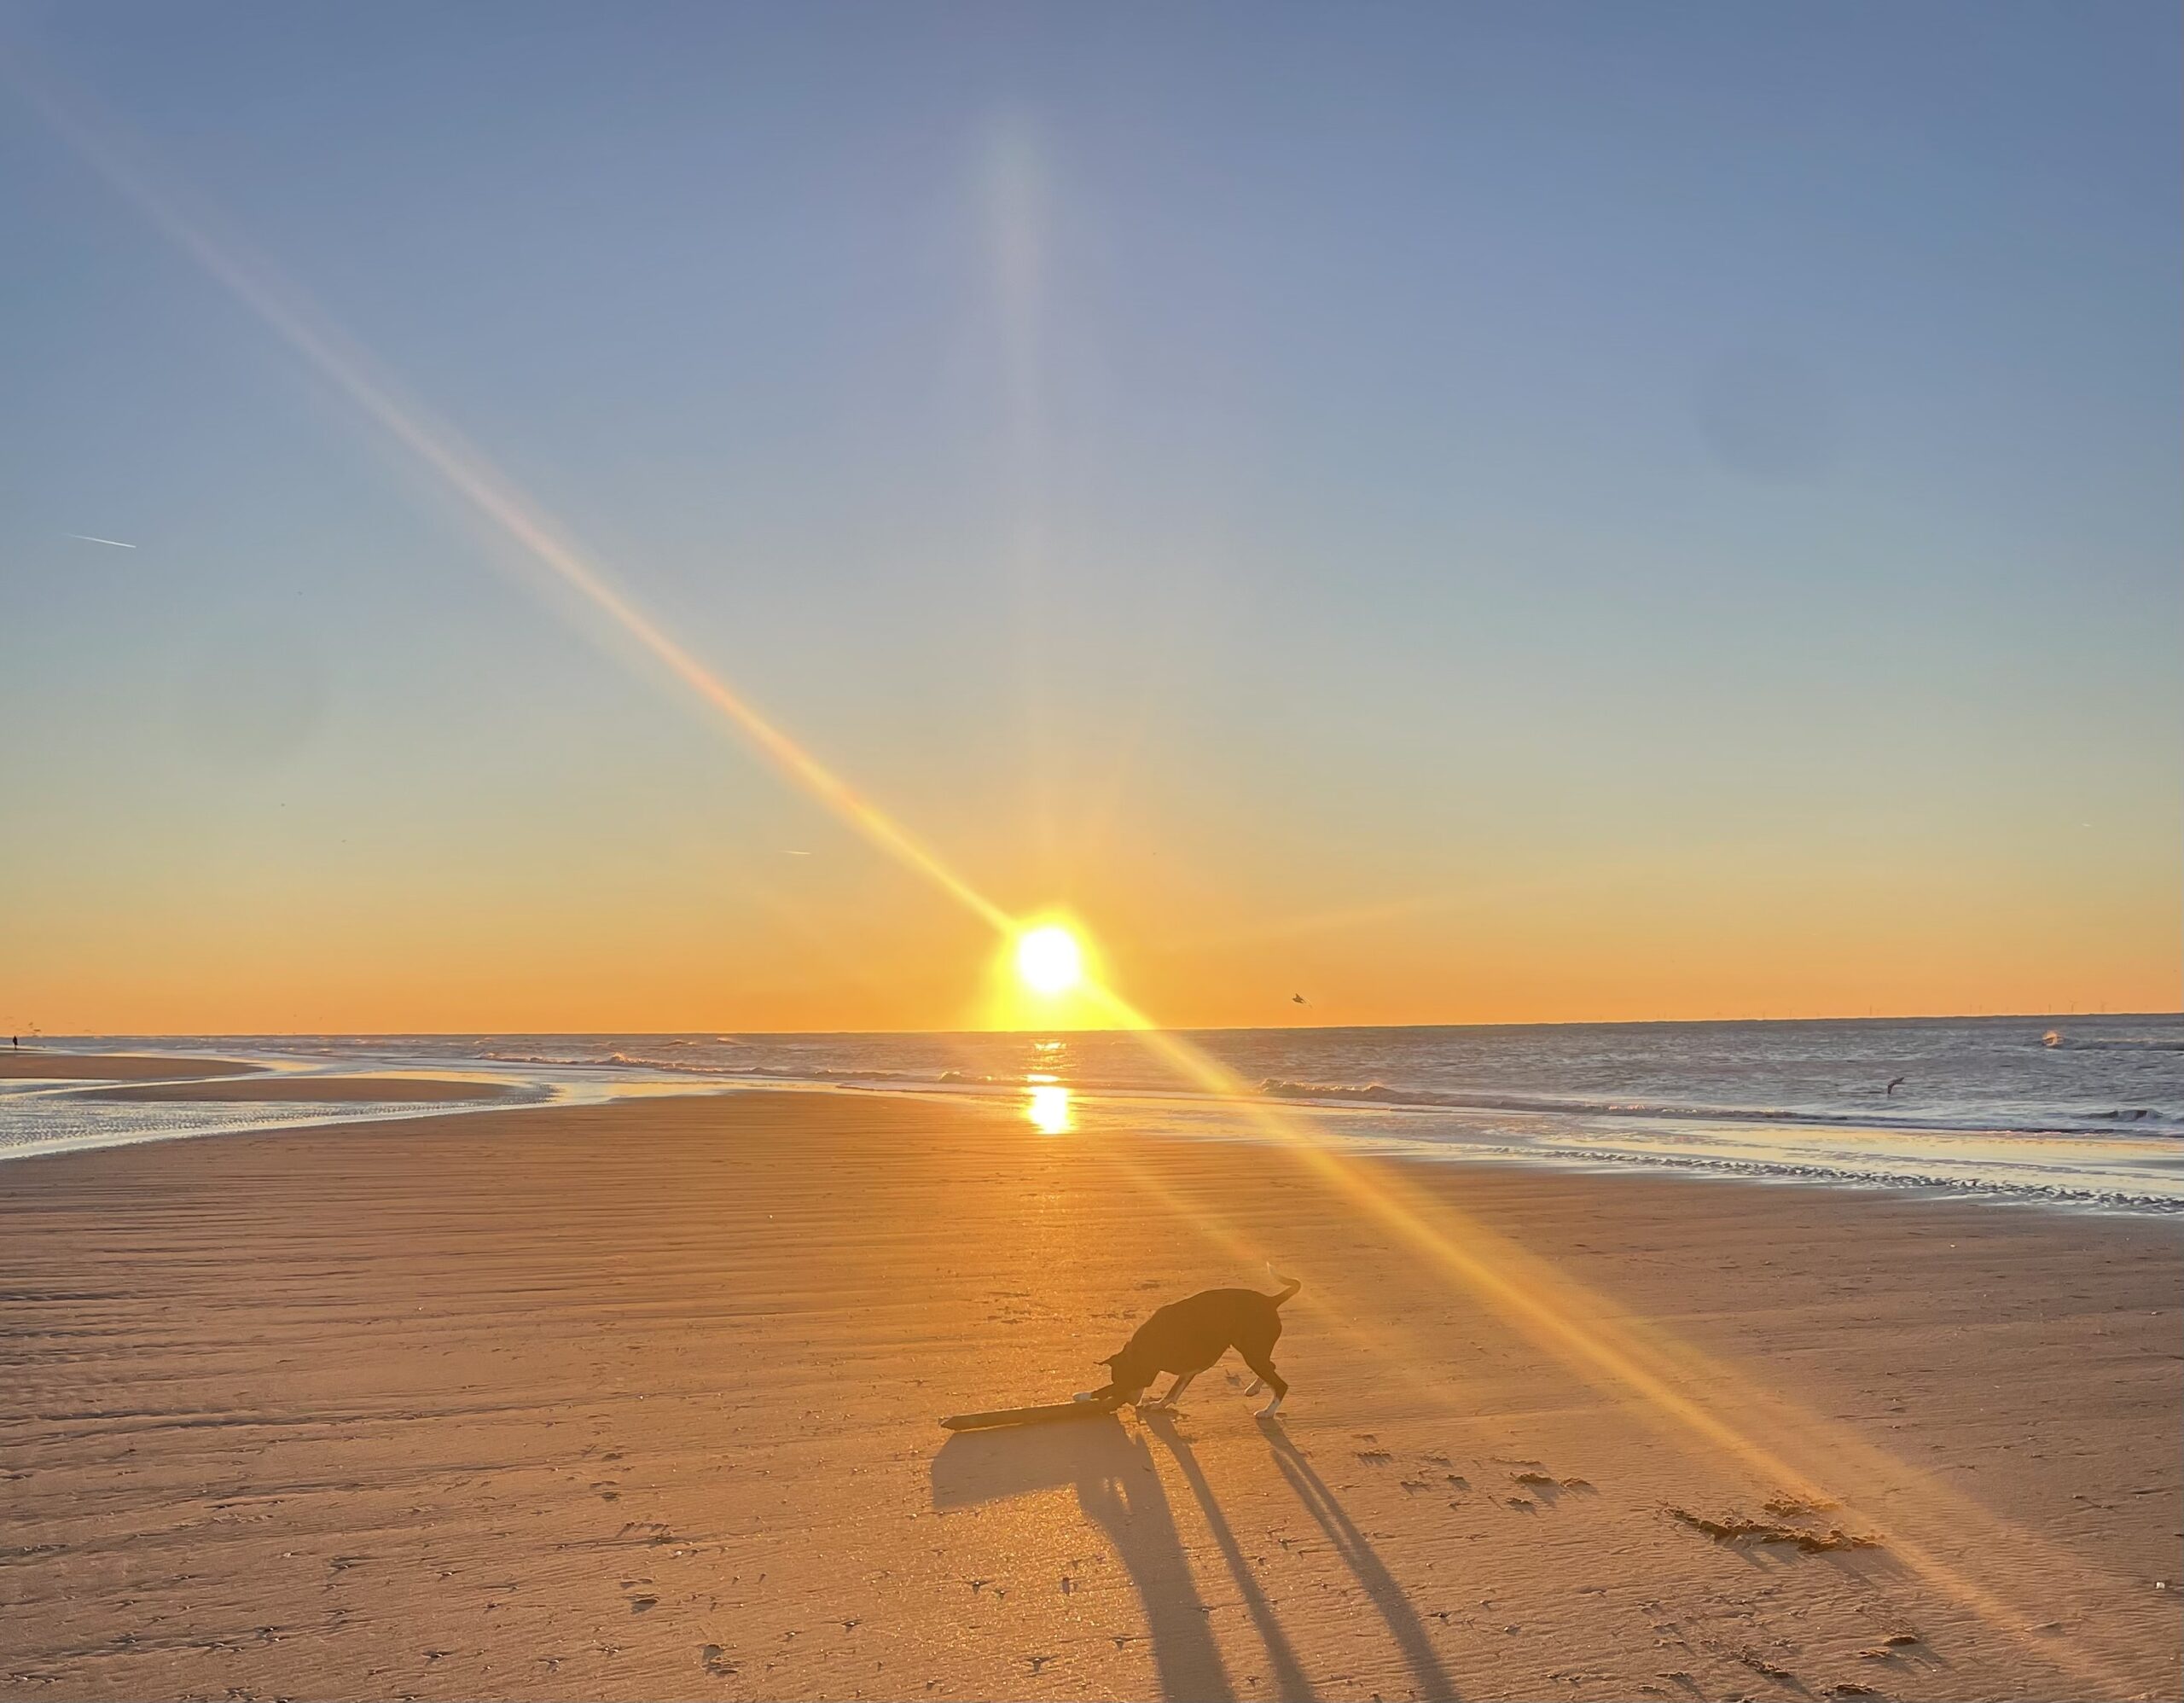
[{"x1": 1015, "y1": 925, "x2": 1084, "y2": 997}]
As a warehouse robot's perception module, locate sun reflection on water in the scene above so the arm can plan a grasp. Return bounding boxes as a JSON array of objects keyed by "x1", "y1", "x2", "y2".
[{"x1": 1025, "y1": 1083, "x2": 1072, "y2": 1135}]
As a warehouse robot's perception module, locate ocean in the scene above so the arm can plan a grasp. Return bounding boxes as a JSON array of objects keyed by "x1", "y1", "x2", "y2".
[{"x1": 7, "y1": 1015, "x2": 2181, "y2": 1211}]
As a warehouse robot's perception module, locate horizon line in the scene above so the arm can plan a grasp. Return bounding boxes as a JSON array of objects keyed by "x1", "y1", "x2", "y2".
[{"x1": 32, "y1": 1008, "x2": 2181, "y2": 1043}]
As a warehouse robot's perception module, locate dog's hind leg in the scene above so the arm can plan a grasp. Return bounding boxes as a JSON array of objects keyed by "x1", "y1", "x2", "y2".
[
  {"x1": 1240, "y1": 1349, "x2": 1288, "y2": 1418},
  {"x1": 1243, "y1": 1378, "x2": 1264, "y2": 1397}
]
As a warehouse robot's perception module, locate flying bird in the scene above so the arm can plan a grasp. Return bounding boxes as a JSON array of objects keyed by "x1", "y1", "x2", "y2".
[
  {"x1": 1886, "y1": 1075, "x2": 1907, "y2": 1096},
  {"x1": 67, "y1": 533, "x2": 137, "y2": 549},
  {"x1": 1291, "y1": 993, "x2": 1309, "y2": 1006}
]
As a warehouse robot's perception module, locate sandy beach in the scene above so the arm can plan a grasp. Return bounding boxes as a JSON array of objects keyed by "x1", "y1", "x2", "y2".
[{"x1": 1, "y1": 1086, "x2": 2176, "y2": 1702}]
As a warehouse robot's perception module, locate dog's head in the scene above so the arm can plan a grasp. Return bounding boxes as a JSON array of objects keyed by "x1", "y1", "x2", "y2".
[{"x1": 1098, "y1": 1346, "x2": 1156, "y2": 1404}]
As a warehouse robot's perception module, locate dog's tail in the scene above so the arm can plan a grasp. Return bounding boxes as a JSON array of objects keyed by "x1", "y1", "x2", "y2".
[{"x1": 1265, "y1": 1260, "x2": 1301, "y2": 1308}]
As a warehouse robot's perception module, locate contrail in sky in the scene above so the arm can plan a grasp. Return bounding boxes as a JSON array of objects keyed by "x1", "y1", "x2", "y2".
[{"x1": 67, "y1": 533, "x2": 137, "y2": 549}]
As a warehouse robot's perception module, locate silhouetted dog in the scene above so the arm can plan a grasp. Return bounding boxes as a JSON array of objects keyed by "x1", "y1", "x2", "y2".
[{"x1": 1077, "y1": 1267, "x2": 1300, "y2": 1418}]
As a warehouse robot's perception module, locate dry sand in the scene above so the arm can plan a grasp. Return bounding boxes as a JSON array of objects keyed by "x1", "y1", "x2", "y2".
[{"x1": 0, "y1": 1089, "x2": 2176, "y2": 1701}]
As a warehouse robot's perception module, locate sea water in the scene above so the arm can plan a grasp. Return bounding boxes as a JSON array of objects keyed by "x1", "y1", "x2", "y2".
[{"x1": 5, "y1": 1016, "x2": 2181, "y2": 1211}]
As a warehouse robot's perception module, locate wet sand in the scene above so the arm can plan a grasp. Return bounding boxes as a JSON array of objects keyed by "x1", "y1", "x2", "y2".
[
  {"x1": 0, "y1": 1053, "x2": 261, "y2": 1082},
  {"x1": 0, "y1": 1090, "x2": 2176, "y2": 1701},
  {"x1": 84, "y1": 1076, "x2": 516, "y2": 1104}
]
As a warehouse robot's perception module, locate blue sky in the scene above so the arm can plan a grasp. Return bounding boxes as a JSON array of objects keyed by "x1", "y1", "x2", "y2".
[{"x1": 1, "y1": 2, "x2": 2176, "y2": 1030}]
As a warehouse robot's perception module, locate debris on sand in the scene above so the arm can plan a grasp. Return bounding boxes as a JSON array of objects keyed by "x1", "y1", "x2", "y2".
[
  {"x1": 1511, "y1": 1468, "x2": 1594, "y2": 1492},
  {"x1": 1763, "y1": 1493, "x2": 1838, "y2": 1519},
  {"x1": 1665, "y1": 1505, "x2": 1878, "y2": 1553}
]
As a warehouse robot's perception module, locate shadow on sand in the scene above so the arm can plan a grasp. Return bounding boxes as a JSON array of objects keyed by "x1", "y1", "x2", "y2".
[
  {"x1": 1258, "y1": 1417, "x2": 1461, "y2": 1700},
  {"x1": 930, "y1": 1414, "x2": 1460, "y2": 1702},
  {"x1": 1140, "y1": 1412, "x2": 1317, "y2": 1700},
  {"x1": 931, "y1": 1415, "x2": 1235, "y2": 1701}
]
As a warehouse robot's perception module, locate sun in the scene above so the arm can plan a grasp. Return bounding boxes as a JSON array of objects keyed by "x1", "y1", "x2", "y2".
[
  {"x1": 1015, "y1": 924, "x2": 1084, "y2": 997},
  {"x1": 984, "y1": 915, "x2": 1112, "y2": 1030}
]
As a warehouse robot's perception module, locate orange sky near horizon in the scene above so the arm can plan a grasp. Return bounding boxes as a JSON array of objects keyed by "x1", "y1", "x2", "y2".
[{"x1": 9, "y1": 778, "x2": 2175, "y2": 1035}]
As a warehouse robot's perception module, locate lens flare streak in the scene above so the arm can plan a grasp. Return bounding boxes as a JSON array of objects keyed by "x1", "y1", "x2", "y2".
[{"x1": 4, "y1": 54, "x2": 1009, "y2": 941}]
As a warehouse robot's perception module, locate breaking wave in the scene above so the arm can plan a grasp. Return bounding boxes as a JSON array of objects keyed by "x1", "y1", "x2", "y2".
[{"x1": 477, "y1": 1048, "x2": 912, "y2": 1082}]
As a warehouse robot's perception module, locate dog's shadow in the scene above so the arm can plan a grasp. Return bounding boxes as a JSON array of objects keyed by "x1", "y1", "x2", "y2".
[
  {"x1": 931, "y1": 1417, "x2": 1236, "y2": 1702},
  {"x1": 1257, "y1": 1417, "x2": 1461, "y2": 1700},
  {"x1": 1137, "y1": 1410, "x2": 1319, "y2": 1700}
]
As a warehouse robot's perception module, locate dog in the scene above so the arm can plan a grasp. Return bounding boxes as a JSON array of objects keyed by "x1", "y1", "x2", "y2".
[{"x1": 1077, "y1": 1266, "x2": 1300, "y2": 1418}]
